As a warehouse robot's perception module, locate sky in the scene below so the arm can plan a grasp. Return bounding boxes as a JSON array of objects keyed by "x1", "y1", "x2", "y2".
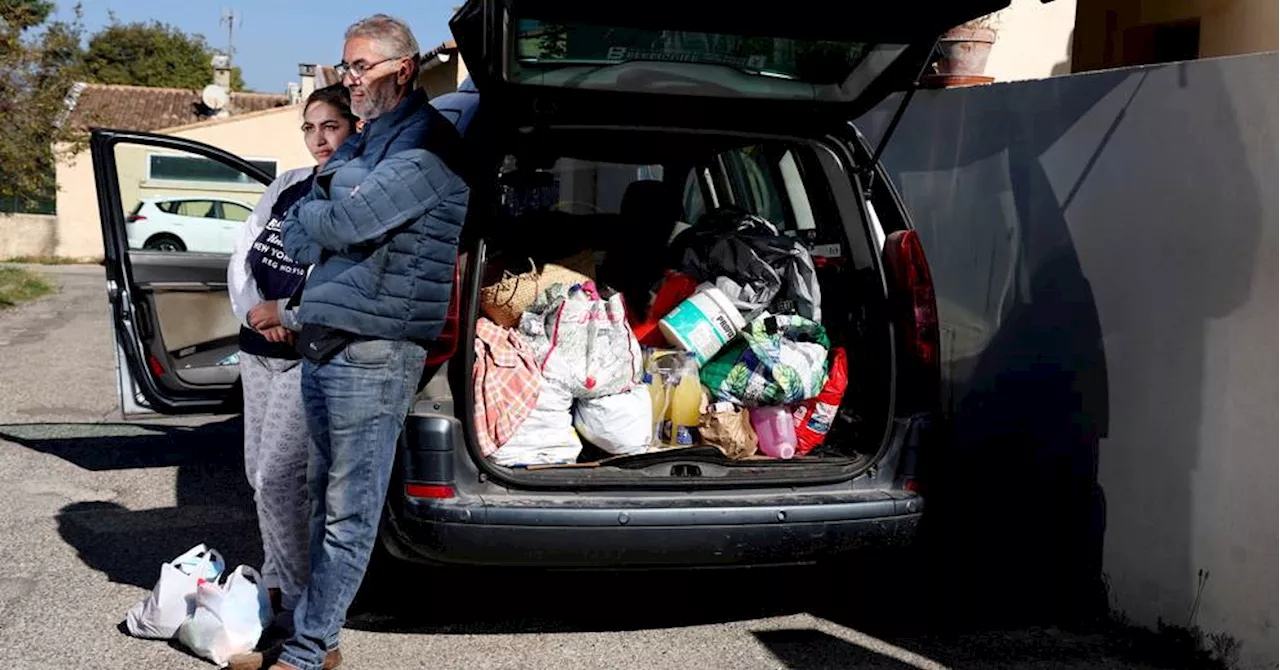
[{"x1": 56, "y1": 0, "x2": 460, "y2": 93}]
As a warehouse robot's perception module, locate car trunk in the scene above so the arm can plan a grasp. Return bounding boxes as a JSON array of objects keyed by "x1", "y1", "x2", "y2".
[
  {"x1": 405, "y1": 125, "x2": 898, "y2": 488},
  {"x1": 418, "y1": 0, "x2": 1010, "y2": 488}
]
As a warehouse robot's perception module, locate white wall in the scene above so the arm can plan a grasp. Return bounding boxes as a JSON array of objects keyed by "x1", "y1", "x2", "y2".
[
  {"x1": 53, "y1": 105, "x2": 315, "y2": 260},
  {"x1": 859, "y1": 53, "x2": 1278, "y2": 668},
  {"x1": 985, "y1": 0, "x2": 1080, "y2": 81}
]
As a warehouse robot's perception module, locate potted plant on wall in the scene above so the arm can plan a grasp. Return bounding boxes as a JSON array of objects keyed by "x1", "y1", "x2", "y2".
[{"x1": 920, "y1": 10, "x2": 1004, "y2": 89}]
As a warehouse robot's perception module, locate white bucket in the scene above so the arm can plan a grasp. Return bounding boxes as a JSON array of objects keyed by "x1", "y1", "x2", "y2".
[{"x1": 658, "y1": 284, "x2": 747, "y2": 366}]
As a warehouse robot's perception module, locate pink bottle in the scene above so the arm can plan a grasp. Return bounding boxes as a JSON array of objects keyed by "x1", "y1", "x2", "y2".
[{"x1": 749, "y1": 406, "x2": 797, "y2": 459}]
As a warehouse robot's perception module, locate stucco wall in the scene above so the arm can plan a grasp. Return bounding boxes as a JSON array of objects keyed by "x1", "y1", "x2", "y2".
[
  {"x1": 0, "y1": 214, "x2": 57, "y2": 259},
  {"x1": 985, "y1": 0, "x2": 1079, "y2": 81},
  {"x1": 858, "y1": 53, "x2": 1277, "y2": 668},
  {"x1": 54, "y1": 105, "x2": 316, "y2": 259},
  {"x1": 1074, "y1": 0, "x2": 1278, "y2": 72},
  {"x1": 455, "y1": 56, "x2": 470, "y2": 87},
  {"x1": 420, "y1": 51, "x2": 471, "y2": 99}
]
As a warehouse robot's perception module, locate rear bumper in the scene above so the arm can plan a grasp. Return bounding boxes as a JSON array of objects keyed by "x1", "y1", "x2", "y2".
[{"x1": 381, "y1": 495, "x2": 923, "y2": 568}]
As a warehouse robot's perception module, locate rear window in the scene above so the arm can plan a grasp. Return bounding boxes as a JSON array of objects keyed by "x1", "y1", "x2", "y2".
[
  {"x1": 500, "y1": 156, "x2": 664, "y2": 217},
  {"x1": 511, "y1": 19, "x2": 905, "y2": 101},
  {"x1": 221, "y1": 202, "x2": 252, "y2": 222}
]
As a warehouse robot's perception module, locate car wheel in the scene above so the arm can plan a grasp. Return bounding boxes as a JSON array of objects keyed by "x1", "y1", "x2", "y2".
[{"x1": 143, "y1": 234, "x2": 186, "y2": 252}]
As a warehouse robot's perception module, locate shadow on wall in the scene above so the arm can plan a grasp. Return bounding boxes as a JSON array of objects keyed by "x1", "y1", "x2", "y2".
[
  {"x1": 856, "y1": 55, "x2": 1268, "y2": 634},
  {"x1": 1050, "y1": 29, "x2": 1075, "y2": 76},
  {"x1": 0, "y1": 418, "x2": 263, "y2": 590}
]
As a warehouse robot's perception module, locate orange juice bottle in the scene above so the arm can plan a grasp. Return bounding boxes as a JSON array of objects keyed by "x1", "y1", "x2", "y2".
[
  {"x1": 659, "y1": 354, "x2": 701, "y2": 448},
  {"x1": 644, "y1": 372, "x2": 667, "y2": 445}
]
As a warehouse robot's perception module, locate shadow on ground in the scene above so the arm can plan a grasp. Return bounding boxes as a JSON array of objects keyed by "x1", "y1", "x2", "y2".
[
  {"x1": 2, "y1": 418, "x2": 1212, "y2": 669},
  {"x1": 752, "y1": 629, "x2": 918, "y2": 670},
  {"x1": 344, "y1": 552, "x2": 1203, "y2": 669},
  {"x1": 0, "y1": 418, "x2": 262, "y2": 590}
]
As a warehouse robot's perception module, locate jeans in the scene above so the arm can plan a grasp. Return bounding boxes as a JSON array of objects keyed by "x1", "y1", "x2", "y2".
[{"x1": 279, "y1": 338, "x2": 425, "y2": 670}]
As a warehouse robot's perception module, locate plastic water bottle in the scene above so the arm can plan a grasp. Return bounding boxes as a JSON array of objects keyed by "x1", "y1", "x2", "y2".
[{"x1": 749, "y1": 406, "x2": 797, "y2": 459}]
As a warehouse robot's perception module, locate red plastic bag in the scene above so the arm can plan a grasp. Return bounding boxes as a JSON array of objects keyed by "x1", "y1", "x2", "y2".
[
  {"x1": 792, "y1": 347, "x2": 848, "y2": 455},
  {"x1": 425, "y1": 260, "x2": 461, "y2": 368},
  {"x1": 631, "y1": 270, "x2": 699, "y2": 347}
]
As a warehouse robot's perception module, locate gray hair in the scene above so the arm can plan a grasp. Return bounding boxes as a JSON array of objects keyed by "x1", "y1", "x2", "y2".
[{"x1": 345, "y1": 14, "x2": 421, "y2": 66}]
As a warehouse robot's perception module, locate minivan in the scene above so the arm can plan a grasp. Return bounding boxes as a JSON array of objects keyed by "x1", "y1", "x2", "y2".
[{"x1": 90, "y1": 0, "x2": 1010, "y2": 571}]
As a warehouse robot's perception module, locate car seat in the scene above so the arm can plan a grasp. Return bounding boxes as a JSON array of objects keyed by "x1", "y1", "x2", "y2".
[{"x1": 598, "y1": 179, "x2": 683, "y2": 317}]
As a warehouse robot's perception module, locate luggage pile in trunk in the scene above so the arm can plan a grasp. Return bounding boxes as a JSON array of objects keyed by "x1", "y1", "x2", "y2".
[{"x1": 471, "y1": 204, "x2": 852, "y2": 469}]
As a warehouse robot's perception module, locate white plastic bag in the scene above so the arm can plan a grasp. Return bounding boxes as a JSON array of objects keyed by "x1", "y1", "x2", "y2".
[
  {"x1": 574, "y1": 387, "x2": 653, "y2": 456},
  {"x1": 490, "y1": 381, "x2": 582, "y2": 466},
  {"x1": 125, "y1": 544, "x2": 225, "y2": 640},
  {"x1": 519, "y1": 283, "x2": 643, "y2": 399},
  {"x1": 177, "y1": 565, "x2": 272, "y2": 666}
]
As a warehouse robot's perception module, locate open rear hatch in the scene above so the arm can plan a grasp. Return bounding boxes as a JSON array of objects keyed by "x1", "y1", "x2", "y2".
[
  {"x1": 450, "y1": 0, "x2": 1010, "y2": 134},
  {"x1": 439, "y1": 0, "x2": 1008, "y2": 488}
]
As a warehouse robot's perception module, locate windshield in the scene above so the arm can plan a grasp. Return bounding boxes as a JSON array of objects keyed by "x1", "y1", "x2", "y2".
[{"x1": 510, "y1": 19, "x2": 906, "y2": 102}]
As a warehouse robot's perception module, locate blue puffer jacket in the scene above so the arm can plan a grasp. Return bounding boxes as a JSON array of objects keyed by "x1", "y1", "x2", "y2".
[{"x1": 282, "y1": 89, "x2": 469, "y2": 343}]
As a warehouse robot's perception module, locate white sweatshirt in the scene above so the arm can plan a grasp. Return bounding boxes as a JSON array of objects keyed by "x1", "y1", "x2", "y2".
[{"x1": 226, "y1": 167, "x2": 315, "y2": 333}]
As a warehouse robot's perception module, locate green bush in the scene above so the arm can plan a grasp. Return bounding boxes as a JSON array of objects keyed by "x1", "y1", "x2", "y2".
[{"x1": 0, "y1": 266, "x2": 56, "y2": 308}]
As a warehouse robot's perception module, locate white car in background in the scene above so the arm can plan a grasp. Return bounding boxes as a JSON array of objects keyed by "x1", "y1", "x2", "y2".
[{"x1": 125, "y1": 196, "x2": 256, "y2": 253}]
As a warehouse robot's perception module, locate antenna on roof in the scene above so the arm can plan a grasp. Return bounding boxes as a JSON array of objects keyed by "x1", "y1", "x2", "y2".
[{"x1": 220, "y1": 9, "x2": 240, "y2": 66}]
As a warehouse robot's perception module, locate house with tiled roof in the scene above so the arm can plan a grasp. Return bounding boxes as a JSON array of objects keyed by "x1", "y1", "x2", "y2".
[
  {"x1": 419, "y1": 40, "x2": 470, "y2": 98},
  {"x1": 49, "y1": 65, "x2": 325, "y2": 259},
  {"x1": 17, "y1": 46, "x2": 473, "y2": 260},
  {"x1": 60, "y1": 82, "x2": 291, "y2": 133}
]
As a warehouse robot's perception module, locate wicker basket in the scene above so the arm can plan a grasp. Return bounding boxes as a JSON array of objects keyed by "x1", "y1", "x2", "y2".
[{"x1": 479, "y1": 255, "x2": 595, "y2": 328}]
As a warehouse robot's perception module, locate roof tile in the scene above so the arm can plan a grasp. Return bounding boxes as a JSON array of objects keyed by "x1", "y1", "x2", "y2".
[{"x1": 64, "y1": 83, "x2": 290, "y2": 133}]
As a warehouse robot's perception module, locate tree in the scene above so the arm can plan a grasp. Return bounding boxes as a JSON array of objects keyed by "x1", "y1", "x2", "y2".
[
  {"x1": 0, "y1": 1, "x2": 85, "y2": 210},
  {"x1": 82, "y1": 18, "x2": 247, "y2": 91}
]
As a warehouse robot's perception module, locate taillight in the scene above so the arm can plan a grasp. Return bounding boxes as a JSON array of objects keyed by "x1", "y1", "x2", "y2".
[
  {"x1": 882, "y1": 229, "x2": 940, "y2": 410},
  {"x1": 127, "y1": 215, "x2": 146, "y2": 223},
  {"x1": 405, "y1": 483, "x2": 455, "y2": 499},
  {"x1": 147, "y1": 354, "x2": 165, "y2": 376}
]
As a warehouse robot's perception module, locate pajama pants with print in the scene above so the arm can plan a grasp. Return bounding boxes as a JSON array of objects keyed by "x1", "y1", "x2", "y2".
[{"x1": 240, "y1": 353, "x2": 311, "y2": 613}]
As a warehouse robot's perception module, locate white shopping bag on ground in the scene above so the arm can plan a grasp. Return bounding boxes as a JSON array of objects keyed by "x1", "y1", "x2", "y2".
[
  {"x1": 177, "y1": 565, "x2": 272, "y2": 666},
  {"x1": 124, "y1": 544, "x2": 225, "y2": 639}
]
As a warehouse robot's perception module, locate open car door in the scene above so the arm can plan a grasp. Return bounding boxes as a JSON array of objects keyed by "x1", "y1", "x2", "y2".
[
  {"x1": 91, "y1": 129, "x2": 275, "y2": 415},
  {"x1": 450, "y1": 0, "x2": 1012, "y2": 134}
]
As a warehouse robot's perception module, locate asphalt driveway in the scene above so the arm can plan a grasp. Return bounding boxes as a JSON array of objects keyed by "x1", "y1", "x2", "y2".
[{"x1": 0, "y1": 265, "x2": 1201, "y2": 670}]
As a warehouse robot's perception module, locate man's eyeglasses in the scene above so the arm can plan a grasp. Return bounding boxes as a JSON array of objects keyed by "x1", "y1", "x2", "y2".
[{"x1": 334, "y1": 56, "x2": 405, "y2": 81}]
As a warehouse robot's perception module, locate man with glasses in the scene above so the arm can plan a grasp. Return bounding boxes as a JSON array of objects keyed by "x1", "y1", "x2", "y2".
[{"x1": 248, "y1": 13, "x2": 467, "y2": 670}]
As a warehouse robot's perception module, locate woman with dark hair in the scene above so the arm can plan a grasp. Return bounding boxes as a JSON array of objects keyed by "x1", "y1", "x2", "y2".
[{"x1": 226, "y1": 83, "x2": 358, "y2": 634}]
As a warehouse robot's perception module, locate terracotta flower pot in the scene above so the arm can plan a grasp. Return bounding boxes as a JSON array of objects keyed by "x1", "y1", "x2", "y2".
[{"x1": 921, "y1": 25, "x2": 997, "y2": 89}]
